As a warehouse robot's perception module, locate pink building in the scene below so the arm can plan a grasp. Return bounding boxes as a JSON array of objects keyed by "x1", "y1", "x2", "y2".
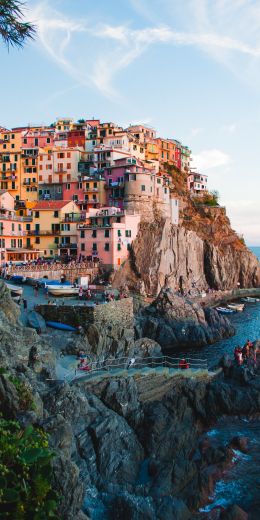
[
  {"x1": 77, "y1": 207, "x2": 140, "y2": 269},
  {"x1": 103, "y1": 157, "x2": 149, "y2": 208},
  {"x1": 187, "y1": 172, "x2": 208, "y2": 193},
  {"x1": 0, "y1": 190, "x2": 40, "y2": 263},
  {"x1": 21, "y1": 128, "x2": 54, "y2": 149}
]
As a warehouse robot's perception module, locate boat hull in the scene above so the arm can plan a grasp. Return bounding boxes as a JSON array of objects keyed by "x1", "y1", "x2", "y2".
[
  {"x1": 46, "y1": 321, "x2": 77, "y2": 332},
  {"x1": 46, "y1": 285, "x2": 79, "y2": 296},
  {"x1": 6, "y1": 283, "x2": 23, "y2": 296}
]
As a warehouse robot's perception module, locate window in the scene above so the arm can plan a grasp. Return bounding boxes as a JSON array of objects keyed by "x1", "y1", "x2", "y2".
[
  {"x1": 80, "y1": 230, "x2": 85, "y2": 238},
  {"x1": 164, "y1": 188, "x2": 168, "y2": 194},
  {"x1": 92, "y1": 230, "x2": 97, "y2": 238},
  {"x1": 117, "y1": 230, "x2": 121, "y2": 237},
  {"x1": 11, "y1": 144, "x2": 14, "y2": 149},
  {"x1": 11, "y1": 182, "x2": 15, "y2": 190},
  {"x1": 141, "y1": 185, "x2": 145, "y2": 192},
  {"x1": 11, "y1": 134, "x2": 15, "y2": 139},
  {"x1": 104, "y1": 229, "x2": 110, "y2": 238},
  {"x1": 54, "y1": 237, "x2": 59, "y2": 244},
  {"x1": 125, "y1": 230, "x2": 131, "y2": 237},
  {"x1": 67, "y1": 152, "x2": 71, "y2": 158},
  {"x1": 127, "y1": 243, "x2": 131, "y2": 251},
  {"x1": 92, "y1": 243, "x2": 97, "y2": 251},
  {"x1": 157, "y1": 178, "x2": 161, "y2": 184},
  {"x1": 54, "y1": 211, "x2": 59, "y2": 218},
  {"x1": 14, "y1": 155, "x2": 18, "y2": 162},
  {"x1": 117, "y1": 243, "x2": 121, "y2": 251},
  {"x1": 34, "y1": 138, "x2": 38, "y2": 146},
  {"x1": 35, "y1": 237, "x2": 40, "y2": 244},
  {"x1": 23, "y1": 138, "x2": 27, "y2": 144},
  {"x1": 47, "y1": 138, "x2": 50, "y2": 144},
  {"x1": 12, "y1": 223, "x2": 15, "y2": 231},
  {"x1": 104, "y1": 243, "x2": 109, "y2": 251},
  {"x1": 66, "y1": 184, "x2": 70, "y2": 190},
  {"x1": 67, "y1": 163, "x2": 71, "y2": 169},
  {"x1": 81, "y1": 243, "x2": 85, "y2": 251}
]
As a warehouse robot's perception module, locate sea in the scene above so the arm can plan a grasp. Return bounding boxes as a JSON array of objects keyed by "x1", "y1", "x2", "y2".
[
  {"x1": 250, "y1": 246, "x2": 260, "y2": 262},
  {"x1": 183, "y1": 246, "x2": 260, "y2": 517}
]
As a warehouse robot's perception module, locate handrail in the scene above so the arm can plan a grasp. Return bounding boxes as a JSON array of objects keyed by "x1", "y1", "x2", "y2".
[{"x1": 66, "y1": 354, "x2": 208, "y2": 383}]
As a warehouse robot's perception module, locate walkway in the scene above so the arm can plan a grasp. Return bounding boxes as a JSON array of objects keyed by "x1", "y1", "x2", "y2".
[{"x1": 65, "y1": 355, "x2": 209, "y2": 385}]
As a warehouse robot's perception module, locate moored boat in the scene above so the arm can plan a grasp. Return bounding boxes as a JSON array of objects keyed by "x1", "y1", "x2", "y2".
[
  {"x1": 46, "y1": 285, "x2": 79, "y2": 296},
  {"x1": 216, "y1": 307, "x2": 234, "y2": 314},
  {"x1": 46, "y1": 321, "x2": 77, "y2": 332},
  {"x1": 6, "y1": 283, "x2": 23, "y2": 296},
  {"x1": 10, "y1": 275, "x2": 26, "y2": 283},
  {"x1": 227, "y1": 303, "x2": 244, "y2": 312},
  {"x1": 241, "y1": 297, "x2": 260, "y2": 303}
]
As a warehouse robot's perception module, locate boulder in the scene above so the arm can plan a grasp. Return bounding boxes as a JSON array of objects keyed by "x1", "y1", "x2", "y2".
[{"x1": 220, "y1": 504, "x2": 248, "y2": 520}]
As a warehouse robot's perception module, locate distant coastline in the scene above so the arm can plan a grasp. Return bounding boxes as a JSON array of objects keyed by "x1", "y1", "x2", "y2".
[{"x1": 249, "y1": 246, "x2": 260, "y2": 261}]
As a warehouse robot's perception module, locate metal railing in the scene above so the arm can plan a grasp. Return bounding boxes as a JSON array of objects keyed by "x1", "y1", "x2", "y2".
[{"x1": 67, "y1": 355, "x2": 208, "y2": 384}]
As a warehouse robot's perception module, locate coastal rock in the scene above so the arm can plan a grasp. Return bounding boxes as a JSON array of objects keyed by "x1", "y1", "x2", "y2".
[
  {"x1": 220, "y1": 504, "x2": 248, "y2": 520},
  {"x1": 112, "y1": 217, "x2": 260, "y2": 296},
  {"x1": 229, "y1": 436, "x2": 249, "y2": 453},
  {"x1": 137, "y1": 288, "x2": 235, "y2": 349}
]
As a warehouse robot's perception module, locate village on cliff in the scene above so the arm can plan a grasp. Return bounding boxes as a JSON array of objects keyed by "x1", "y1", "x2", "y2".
[{"x1": 0, "y1": 118, "x2": 208, "y2": 269}]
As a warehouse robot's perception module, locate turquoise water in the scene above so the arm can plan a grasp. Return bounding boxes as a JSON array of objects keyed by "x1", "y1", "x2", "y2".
[{"x1": 249, "y1": 246, "x2": 260, "y2": 261}]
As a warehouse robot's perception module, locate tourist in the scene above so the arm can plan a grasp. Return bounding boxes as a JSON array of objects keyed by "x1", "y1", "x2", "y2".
[
  {"x1": 79, "y1": 286, "x2": 83, "y2": 300},
  {"x1": 128, "y1": 357, "x2": 136, "y2": 369},
  {"x1": 23, "y1": 298, "x2": 28, "y2": 310},
  {"x1": 44, "y1": 286, "x2": 48, "y2": 299},
  {"x1": 34, "y1": 282, "x2": 39, "y2": 297},
  {"x1": 179, "y1": 359, "x2": 190, "y2": 369}
]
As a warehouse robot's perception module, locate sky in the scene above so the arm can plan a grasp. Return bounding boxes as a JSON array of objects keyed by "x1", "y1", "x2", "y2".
[{"x1": 0, "y1": 0, "x2": 259, "y2": 245}]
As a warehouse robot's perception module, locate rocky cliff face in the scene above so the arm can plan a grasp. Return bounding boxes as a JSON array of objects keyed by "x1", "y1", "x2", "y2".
[
  {"x1": 113, "y1": 213, "x2": 260, "y2": 296},
  {"x1": 136, "y1": 288, "x2": 235, "y2": 350}
]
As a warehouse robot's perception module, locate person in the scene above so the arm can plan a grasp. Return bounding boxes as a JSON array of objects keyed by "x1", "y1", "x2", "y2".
[
  {"x1": 23, "y1": 298, "x2": 27, "y2": 310},
  {"x1": 128, "y1": 357, "x2": 136, "y2": 369},
  {"x1": 242, "y1": 342, "x2": 250, "y2": 360},
  {"x1": 44, "y1": 285, "x2": 48, "y2": 299},
  {"x1": 79, "y1": 286, "x2": 83, "y2": 300},
  {"x1": 179, "y1": 359, "x2": 190, "y2": 369},
  {"x1": 34, "y1": 282, "x2": 39, "y2": 297}
]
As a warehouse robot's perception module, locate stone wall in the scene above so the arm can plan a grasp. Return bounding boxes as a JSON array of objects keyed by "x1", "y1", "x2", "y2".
[
  {"x1": 36, "y1": 297, "x2": 134, "y2": 330},
  {"x1": 9, "y1": 265, "x2": 99, "y2": 283}
]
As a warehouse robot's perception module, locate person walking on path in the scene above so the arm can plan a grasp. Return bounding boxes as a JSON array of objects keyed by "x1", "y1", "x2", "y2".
[
  {"x1": 34, "y1": 282, "x2": 39, "y2": 297},
  {"x1": 23, "y1": 298, "x2": 27, "y2": 311}
]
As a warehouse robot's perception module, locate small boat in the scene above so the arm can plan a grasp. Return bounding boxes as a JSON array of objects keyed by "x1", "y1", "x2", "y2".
[
  {"x1": 216, "y1": 307, "x2": 234, "y2": 314},
  {"x1": 6, "y1": 283, "x2": 23, "y2": 296},
  {"x1": 10, "y1": 275, "x2": 26, "y2": 284},
  {"x1": 46, "y1": 285, "x2": 79, "y2": 296},
  {"x1": 27, "y1": 311, "x2": 47, "y2": 333},
  {"x1": 241, "y1": 297, "x2": 260, "y2": 303},
  {"x1": 227, "y1": 303, "x2": 244, "y2": 312},
  {"x1": 46, "y1": 321, "x2": 77, "y2": 332}
]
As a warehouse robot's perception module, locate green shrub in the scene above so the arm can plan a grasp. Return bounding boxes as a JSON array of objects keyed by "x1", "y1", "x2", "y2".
[
  {"x1": 0, "y1": 418, "x2": 59, "y2": 519},
  {"x1": 8, "y1": 376, "x2": 34, "y2": 411}
]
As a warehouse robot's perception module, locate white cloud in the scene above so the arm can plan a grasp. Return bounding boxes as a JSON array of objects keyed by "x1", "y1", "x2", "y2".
[
  {"x1": 222, "y1": 123, "x2": 237, "y2": 134},
  {"x1": 29, "y1": 1, "x2": 260, "y2": 99},
  {"x1": 192, "y1": 149, "x2": 231, "y2": 170}
]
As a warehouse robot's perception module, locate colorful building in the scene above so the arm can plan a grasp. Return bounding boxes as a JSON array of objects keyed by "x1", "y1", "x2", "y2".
[
  {"x1": 77, "y1": 207, "x2": 140, "y2": 269},
  {"x1": 30, "y1": 200, "x2": 82, "y2": 257},
  {"x1": 187, "y1": 172, "x2": 208, "y2": 193},
  {"x1": 0, "y1": 190, "x2": 40, "y2": 263}
]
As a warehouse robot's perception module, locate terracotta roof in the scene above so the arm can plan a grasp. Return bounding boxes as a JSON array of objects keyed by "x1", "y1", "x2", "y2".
[{"x1": 33, "y1": 200, "x2": 75, "y2": 210}]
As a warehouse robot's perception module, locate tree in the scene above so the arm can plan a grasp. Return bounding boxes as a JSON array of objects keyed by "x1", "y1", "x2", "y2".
[{"x1": 0, "y1": 0, "x2": 35, "y2": 48}]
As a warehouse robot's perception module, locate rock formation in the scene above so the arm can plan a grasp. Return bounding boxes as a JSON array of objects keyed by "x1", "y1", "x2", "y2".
[
  {"x1": 136, "y1": 288, "x2": 235, "y2": 350},
  {"x1": 113, "y1": 212, "x2": 260, "y2": 296},
  {"x1": 0, "y1": 280, "x2": 259, "y2": 519}
]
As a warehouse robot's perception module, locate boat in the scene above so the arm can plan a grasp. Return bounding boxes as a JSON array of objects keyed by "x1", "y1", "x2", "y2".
[
  {"x1": 227, "y1": 303, "x2": 244, "y2": 312},
  {"x1": 46, "y1": 285, "x2": 79, "y2": 296},
  {"x1": 27, "y1": 311, "x2": 47, "y2": 334},
  {"x1": 241, "y1": 297, "x2": 260, "y2": 303},
  {"x1": 9, "y1": 275, "x2": 26, "y2": 283},
  {"x1": 6, "y1": 283, "x2": 23, "y2": 296},
  {"x1": 46, "y1": 321, "x2": 77, "y2": 332},
  {"x1": 216, "y1": 307, "x2": 234, "y2": 314}
]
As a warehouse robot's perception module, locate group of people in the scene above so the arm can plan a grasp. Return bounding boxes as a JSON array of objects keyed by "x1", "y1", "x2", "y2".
[{"x1": 234, "y1": 340, "x2": 256, "y2": 366}]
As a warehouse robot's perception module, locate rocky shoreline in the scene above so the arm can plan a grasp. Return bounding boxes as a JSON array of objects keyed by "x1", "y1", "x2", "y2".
[{"x1": 0, "y1": 280, "x2": 260, "y2": 519}]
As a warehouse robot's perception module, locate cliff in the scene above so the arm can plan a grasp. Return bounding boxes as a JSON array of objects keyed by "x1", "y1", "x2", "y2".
[
  {"x1": 0, "y1": 281, "x2": 260, "y2": 519},
  {"x1": 113, "y1": 208, "x2": 260, "y2": 296}
]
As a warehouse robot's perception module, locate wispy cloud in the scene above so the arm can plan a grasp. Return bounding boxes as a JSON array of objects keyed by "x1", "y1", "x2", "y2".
[
  {"x1": 29, "y1": 1, "x2": 260, "y2": 99},
  {"x1": 192, "y1": 149, "x2": 231, "y2": 170}
]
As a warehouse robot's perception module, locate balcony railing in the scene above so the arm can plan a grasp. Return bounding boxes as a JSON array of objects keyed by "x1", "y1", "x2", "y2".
[
  {"x1": 60, "y1": 243, "x2": 77, "y2": 249},
  {"x1": 61, "y1": 215, "x2": 86, "y2": 223},
  {"x1": 27, "y1": 229, "x2": 61, "y2": 236}
]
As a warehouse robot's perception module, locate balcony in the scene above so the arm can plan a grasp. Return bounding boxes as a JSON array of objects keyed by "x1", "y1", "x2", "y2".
[
  {"x1": 84, "y1": 187, "x2": 99, "y2": 192},
  {"x1": 27, "y1": 229, "x2": 61, "y2": 236},
  {"x1": 54, "y1": 169, "x2": 67, "y2": 174},
  {"x1": 60, "y1": 243, "x2": 77, "y2": 249},
  {"x1": 61, "y1": 214, "x2": 86, "y2": 223}
]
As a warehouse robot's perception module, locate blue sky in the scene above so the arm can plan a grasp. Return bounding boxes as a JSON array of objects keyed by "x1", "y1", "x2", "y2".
[{"x1": 0, "y1": 0, "x2": 259, "y2": 244}]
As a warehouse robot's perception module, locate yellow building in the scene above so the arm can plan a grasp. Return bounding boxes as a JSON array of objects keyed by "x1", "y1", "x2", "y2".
[
  {"x1": 145, "y1": 141, "x2": 159, "y2": 162},
  {"x1": 0, "y1": 128, "x2": 23, "y2": 200},
  {"x1": 29, "y1": 200, "x2": 81, "y2": 257},
  {"x1": 82, "y1": 177, "x2": 106, "y2": 208}
]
